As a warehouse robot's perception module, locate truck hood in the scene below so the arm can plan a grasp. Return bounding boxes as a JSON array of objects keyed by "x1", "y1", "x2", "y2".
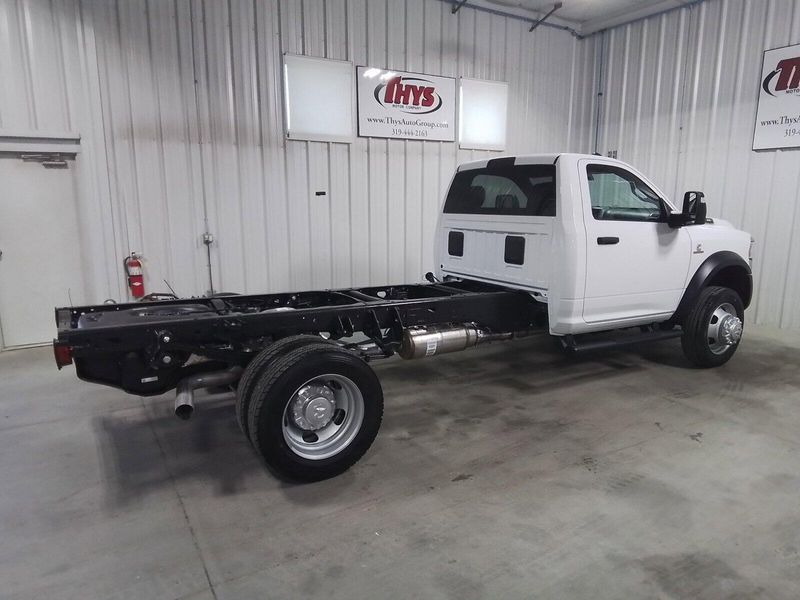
[
  {"x1": 707, "y1": 217, "x2": 751, "y2": 240},
  {"x1": 709, "y1": 217, "x2": 735, "y2": 228}
]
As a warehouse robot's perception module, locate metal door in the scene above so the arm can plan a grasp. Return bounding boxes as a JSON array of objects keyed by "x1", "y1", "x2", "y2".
[{"x1": 0, "y1": 156, "x2": 86, "y2": 348}]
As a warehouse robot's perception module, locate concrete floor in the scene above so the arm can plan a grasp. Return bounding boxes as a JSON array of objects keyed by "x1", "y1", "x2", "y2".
[{"x1": 1, "y1": 327, "x2": 800, "y2": 599}]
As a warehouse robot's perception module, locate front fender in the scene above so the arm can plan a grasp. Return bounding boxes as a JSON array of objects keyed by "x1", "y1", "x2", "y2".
[{"x1": 672, "y1": 251, "x2": 752, "y2": 323}]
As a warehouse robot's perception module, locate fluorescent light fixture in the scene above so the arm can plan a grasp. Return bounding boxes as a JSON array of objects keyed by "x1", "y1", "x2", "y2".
[
  {"x1": 458, "y1": 77, "x2": 509, "y2": 151},
  {"x1": 362, "y1": 67, "x2": 381, "y2": 78},
  {"x1": 283, "y1": 54, "x2": 354, "y2": 143}
]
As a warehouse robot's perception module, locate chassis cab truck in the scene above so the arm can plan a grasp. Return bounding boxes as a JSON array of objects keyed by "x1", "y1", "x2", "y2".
[
  {"x1": 53, "y1": 153, "x2": 753, "y2": 482},
  {"x1": 436, "y1": 154, "x2": 753, "y2": 354}
]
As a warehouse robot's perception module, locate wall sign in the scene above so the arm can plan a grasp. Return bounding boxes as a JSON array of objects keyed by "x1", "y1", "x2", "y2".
[
  {"x1": 357, "y1": 66, "x2": 455, "y2": 141},
  {"x1": 753, "y1": 43, "x2": 800, "y2": 151}
]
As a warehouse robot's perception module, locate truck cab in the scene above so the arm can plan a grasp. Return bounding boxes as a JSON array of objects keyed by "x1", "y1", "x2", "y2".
[{"x1": 435, "y1": 153, "x2": 753, "y2": 344}]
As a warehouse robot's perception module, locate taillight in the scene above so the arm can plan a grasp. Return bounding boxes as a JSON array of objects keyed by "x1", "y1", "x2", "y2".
[{"x1": 53, "y1": 341, "x2": 73, "y2": 369}]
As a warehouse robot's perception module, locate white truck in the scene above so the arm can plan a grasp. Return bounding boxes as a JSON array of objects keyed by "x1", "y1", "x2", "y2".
[{"x1": 54, "y1": 153, "x2": 753, "y2": 481}]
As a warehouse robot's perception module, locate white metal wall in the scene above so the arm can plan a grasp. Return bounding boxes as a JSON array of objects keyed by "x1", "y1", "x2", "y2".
[
  {"x1": 0, "y1": 0, "x2": 118, "y2": 304},
  {"x1": 594, "y1": 0, "x2": 800, "y2": 328},
  {"x1": 8, "y1": 0, "x2": 795, "y2": 329},
  {"x1": 0, "y1": 0, "x2": 595, "y2": 303}
]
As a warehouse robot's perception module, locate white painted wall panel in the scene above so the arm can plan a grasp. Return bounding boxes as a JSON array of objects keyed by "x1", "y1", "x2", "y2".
[
  {"x1": 6, "y1": 0, "x2": 800, "y2": 330},
  {"x1": 595, "y1": 0, "x2": 800, "y2": 329},
  {"x1": 89, "y1": 0, "x2": 208, "y2": 298},
  {"x1": 0, "y1": 0, "x2": 119, "y2": 304},
  {"x1": 0, "y1": 0, "x2": 591, "y2": 303},
  {"x1": 195, "y1": 0, "x2": 592, "y2": 293}
]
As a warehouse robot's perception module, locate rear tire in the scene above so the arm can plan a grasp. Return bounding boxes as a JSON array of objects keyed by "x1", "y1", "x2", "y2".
[
  {"x1": 247, "y1": 345, "x2": 383, "y2": 482},
  {"x1": 681, "y1": 286, "x2": 744, "y2": 368},
  {"x1": 235, "y1": 335, "x2": 334, "y2": 438}
]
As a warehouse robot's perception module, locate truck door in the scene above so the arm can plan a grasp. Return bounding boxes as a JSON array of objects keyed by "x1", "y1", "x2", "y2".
[{"x1": 580, "y1": 160, "x2": 691, "y2": 324}]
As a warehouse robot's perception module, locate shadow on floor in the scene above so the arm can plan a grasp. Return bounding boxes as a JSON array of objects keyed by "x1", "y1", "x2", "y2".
[
  {"x1": 90, "y1": 339, "x2": 665, "y2": 509},
  {"x1": 93, "y1": 400, "x2": 262, "y2": 508}
]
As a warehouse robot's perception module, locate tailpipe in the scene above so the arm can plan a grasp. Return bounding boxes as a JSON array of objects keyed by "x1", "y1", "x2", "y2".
[
  {"x1": 174, "y1": 366, "x2": 242, "y2": 420},
  {"x1": 398, "y1": 323, "x2": 517, "y2": 360}
]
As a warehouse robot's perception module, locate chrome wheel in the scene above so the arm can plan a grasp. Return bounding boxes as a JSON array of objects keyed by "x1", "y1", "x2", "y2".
[
  {"x1": 282, "y1": 374, "x2": 365, "y2": 460},
  {"x1": 707, "y1": 302, "x2": 742, "y2": 355}
]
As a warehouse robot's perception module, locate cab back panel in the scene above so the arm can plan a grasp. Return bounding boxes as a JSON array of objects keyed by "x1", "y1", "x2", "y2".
[
  {"x1": 438, "y1": 216, "x2": 552, "y2": 292},
  {"x1": 436, "y1": 161, "x2": 556, "y2": 293}
]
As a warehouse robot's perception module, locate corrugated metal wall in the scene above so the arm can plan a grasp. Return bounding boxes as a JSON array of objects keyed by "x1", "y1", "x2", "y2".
[
  {"x1": 0, "y1": 0, "x2": 118, "y2": 303},
  {"x1": 6, "y1": 0, "x2": 797, "y2": 328},
  {"x1": 595, "y1": 0, "x2": 800, "y2": 328},
  {"x1": 0, "y1": 0, "x2": 594, "y2": 302}
]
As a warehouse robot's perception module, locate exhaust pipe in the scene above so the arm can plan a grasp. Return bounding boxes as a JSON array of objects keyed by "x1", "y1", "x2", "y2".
[
  {"x1": 398, "y1": 323, "x2": 519, "y2": 360},
  {"x1": 174, "y1": 366, "x2": 242, "y2": 420}
]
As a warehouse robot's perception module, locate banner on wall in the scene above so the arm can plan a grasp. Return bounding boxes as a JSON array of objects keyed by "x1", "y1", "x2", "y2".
[
  {"x1": 357, "y1": 66, "x2": 455, "y2": 141},
  {"x1": 753, "y1": 43, "x2": 800, "y2": 150}
]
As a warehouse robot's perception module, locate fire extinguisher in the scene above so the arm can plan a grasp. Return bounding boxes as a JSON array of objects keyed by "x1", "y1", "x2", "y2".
[{"x1": 123, "y1": 252, "x2": 145, "y2": 299}]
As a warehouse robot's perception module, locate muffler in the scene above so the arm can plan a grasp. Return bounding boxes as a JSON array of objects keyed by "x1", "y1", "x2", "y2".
[
  {"x1": 174, "y1": 366, "x2": 243, "y2": 420},
  {"x1": 398, "y1": 323, "x2": 514, "y2": 359}
]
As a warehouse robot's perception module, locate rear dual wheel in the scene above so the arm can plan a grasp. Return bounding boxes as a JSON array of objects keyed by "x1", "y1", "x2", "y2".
[
  {"x1": 236, "y1": 335, "x2": 335, "y2": 438},
  {"x1": 238, "y1": 340, "x2": 383, "y2": 482}
]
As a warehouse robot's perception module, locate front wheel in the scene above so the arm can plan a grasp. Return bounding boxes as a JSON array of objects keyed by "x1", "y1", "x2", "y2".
[
  {"x1": 247, "y1": 344, "x2": 383, "y2": 482},
  {"x1": 681, "y1": 286, "x2": 744, "y2": 368}
]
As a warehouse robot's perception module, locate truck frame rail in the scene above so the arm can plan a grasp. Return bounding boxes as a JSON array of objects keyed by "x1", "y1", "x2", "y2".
[{"x1": 54, "y1": 280, "x2": 547, "y2": 396}]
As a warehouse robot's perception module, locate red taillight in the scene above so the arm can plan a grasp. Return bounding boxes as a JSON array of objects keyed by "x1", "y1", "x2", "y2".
[{"x1": 53, "y1": 341, "x2": 73, "y2": 369}]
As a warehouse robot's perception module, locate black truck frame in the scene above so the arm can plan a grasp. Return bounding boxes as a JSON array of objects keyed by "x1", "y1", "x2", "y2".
[{"x1": 54, "y1": 279, "x2": 548, "y2": 396}]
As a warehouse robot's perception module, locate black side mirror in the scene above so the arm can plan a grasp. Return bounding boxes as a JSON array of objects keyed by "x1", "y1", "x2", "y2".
[
  {"x1": 668, "y1": 191, "x2": 706, "y2": 228},
  {"x1": 667, "y1": 212, "x2": 685, "y2": 228},
  {"x1": 693, "y1": 199, "x2": 707, "y2": 224}
]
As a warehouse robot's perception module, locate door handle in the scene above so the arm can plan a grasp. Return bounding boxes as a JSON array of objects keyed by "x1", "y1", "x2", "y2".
[{"x1": 597, "y1": 237, "x2": 619, "y2": 245}]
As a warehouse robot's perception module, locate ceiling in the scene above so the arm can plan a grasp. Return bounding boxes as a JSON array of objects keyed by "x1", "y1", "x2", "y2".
[{"x1": 476, "y1": 0, "x2": 696, "y2": 35}]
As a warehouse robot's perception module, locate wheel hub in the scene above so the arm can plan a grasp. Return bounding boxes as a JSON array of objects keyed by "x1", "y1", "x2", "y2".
[
  {"x1": 707, "y1": 302, "x2": 742, "y2": 355},
  {"x1": 282, "y1": 373, "x2": 366, "y2": 461},
  {"x1": 290, "y1": 384, "x2": 336, "y2": 431},
  {"x1": 719, "y1": 314, "x2": 743, "y2": 345}
]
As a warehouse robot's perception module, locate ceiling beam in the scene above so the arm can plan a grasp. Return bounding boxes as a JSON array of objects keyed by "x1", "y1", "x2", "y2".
[
  {"x1": 451, "y1": 0, "x2": 469, "y2": 14},
  {"x1": 579, "y1": 0, "x2": 703, "y2": 36},
  {"x1": 529, "y1": 2, "x2": 563, "y2": 32},
  {"x1": 442, "y1": 0, "x2": 580, "y2": 34}
]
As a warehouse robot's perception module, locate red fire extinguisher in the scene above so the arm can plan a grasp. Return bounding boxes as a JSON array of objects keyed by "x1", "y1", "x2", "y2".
[{"x1": 124, "y1": 252, "x2": 145, "y2": 299}]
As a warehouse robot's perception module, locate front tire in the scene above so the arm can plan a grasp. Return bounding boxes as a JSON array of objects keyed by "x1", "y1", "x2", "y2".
[
  {"x1": 247, "y1": 344, "x2": 383, "y2": 482},
  {"x1": 681, "y1": 286, "x2": 744, "y2": 368}
]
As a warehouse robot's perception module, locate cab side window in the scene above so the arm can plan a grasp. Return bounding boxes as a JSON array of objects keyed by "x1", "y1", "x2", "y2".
[{"x1": 587, "y1": 165, "x2": 665, "y2": 222}]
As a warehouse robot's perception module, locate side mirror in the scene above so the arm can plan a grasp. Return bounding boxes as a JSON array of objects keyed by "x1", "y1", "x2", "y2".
[
  {"x1": 693, "y1": 198, "x2": 707, "y2": 224},
  {"x1": 668, "y1": 191, "x2": 707, "y2": 228},
  {"x1": 667, "y1": 212, "x2": 686, "y2": 228}
]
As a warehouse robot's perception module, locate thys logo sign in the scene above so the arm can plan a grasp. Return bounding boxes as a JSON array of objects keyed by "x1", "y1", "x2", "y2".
[
  {"x1": 373, "y1": 76, "x2": 443, "y2": 114},
  {"x1": 762, "y1": 56, "x2": 800, "y2": 96}
]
